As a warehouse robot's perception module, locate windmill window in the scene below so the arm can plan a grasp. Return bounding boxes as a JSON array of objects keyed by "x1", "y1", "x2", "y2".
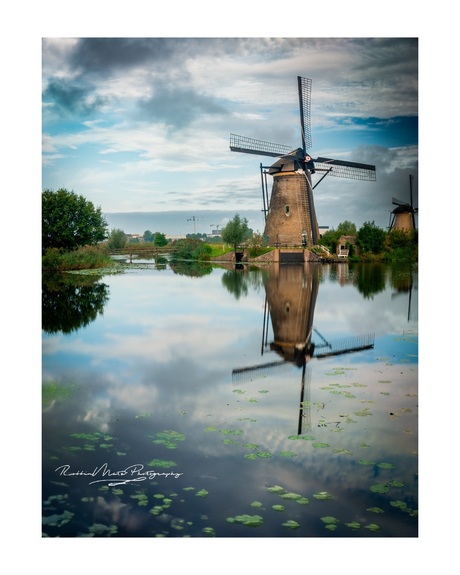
[{"x1": 284, "y1": 205, "x2": 290, "y2": 216}]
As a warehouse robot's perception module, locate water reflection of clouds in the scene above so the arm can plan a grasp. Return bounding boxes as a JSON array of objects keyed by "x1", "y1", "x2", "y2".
[
  {"x1": 43, "y1": 266, "x2": 418, "y2": 536},
  {"x1": 316, "y1": 284, "x2": 417, "y2": 337}
]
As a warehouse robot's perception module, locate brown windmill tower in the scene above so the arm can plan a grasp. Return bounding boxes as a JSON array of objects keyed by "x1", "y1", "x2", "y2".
[
  {"x1": 230, "y1": 76, "x2": 376, "y2": 247},
  {"x1": 389, "y1": 174, "x2": 418, "y2": 232}
]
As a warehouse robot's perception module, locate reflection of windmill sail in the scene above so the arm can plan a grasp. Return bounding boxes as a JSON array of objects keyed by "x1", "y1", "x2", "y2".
[
  {"x1": 391, "y1": 270, "x2": 416, "y2": 322},
  {"x1": 232, "y1": 263, "x2": 374, "y2": 434},
  {"x1": 230, "y1": 76, "x2": 376, "y2": 247}
]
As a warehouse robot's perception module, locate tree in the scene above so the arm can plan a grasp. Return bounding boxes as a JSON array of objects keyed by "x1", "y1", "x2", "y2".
[
  {"x1": 107, "y1": 228, "x2": 127, "y2": 249},
  {"x1": 221, "y1": 214, "x2": 252, "y2": 252},
  {"x1": 170, "y1": 238, "x2": 211, "y2": 261},
  {"x1": 42, "y1": 188, "x2": 107, "y2": 252},
  {"x1": 154, "y1": 232, "x2": 168, "y2": 247},
  {"x1": 143, "y1": 230, "x2": 155, "y2": 242},
  {"x1": 336, "y1": 221, "x2": 357, "y2": 236},
  {"x1": 357, "y1": 221, "x2": 386, "y2": 254}
]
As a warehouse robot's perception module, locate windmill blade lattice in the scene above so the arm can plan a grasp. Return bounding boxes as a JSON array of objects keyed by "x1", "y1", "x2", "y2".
[
  {"x1": 230, "y1": 133, "x2": 293, "y2": 158},
  {"x1": 315, "y1": 158, "x2": 376, "y2": 181},
  {"x1": 297, "y1": 76, "x2": 312, "y2": 152}
]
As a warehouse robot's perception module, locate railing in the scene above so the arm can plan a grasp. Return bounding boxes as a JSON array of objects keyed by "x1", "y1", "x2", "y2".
[{"x1": 109, "y1": 246, "x2": 179, "y2": 260}]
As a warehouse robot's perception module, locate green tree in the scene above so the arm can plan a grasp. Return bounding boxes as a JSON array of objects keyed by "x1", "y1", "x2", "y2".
[
  {"x1": 357, "y1": 221, "x2": 386, "y2": 254},
  {"x1": 107, "y1": 228, "x2": 127, "y2": 249},
  {"x1": 154, "y1": 232, "x2": 168, "y2": 247},
  {"x1": 221, "y1": 214, "x2": 252, "y2": 252},
  {"x1": 143, "y1": 230, "x2": 155, "y2": 242},
  {"x1": 336, "y1": 221, "x2": 357, "y2": 235},
  {"x1": 42, "y1": 188, "x2": 107, "y2": 252},
  {"x1": 170, "y1": 238, "x2": 211, "y2": 261}
]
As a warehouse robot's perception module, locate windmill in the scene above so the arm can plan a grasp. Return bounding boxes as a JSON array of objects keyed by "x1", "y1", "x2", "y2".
[
  {"x1": 389, "y1": 174, "x2": 418, "y2": 232},
  {"x1": 232, "y1": 264, "x2": 374, "y2": 434},
  {"x1": 230, "y1": 76, "x2": 376, "y2": 247}
]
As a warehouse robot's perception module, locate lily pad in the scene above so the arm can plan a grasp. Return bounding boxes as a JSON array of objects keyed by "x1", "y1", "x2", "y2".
[
  {"x1": 321, "y1": 516, "x2": 339, "y2": 525},
  {"x1": 267, "y1": 485, "x2": 285, "y2": 494},
  {"x1": 388, "y1": 480, "x2": 405, "y2": 488},
  {"x1": 227, "y1": 514, "x2": 263, "y2": 527},
  {"x1": 313, "y1": 491, "x2": 332, "y2": 500},
  {"x1": 147, "y1": 459, "x2": 177, "y2": 468},
  {"x1": 280, "y1": 492, "x2": 303, "y2": 501},
  {"x1": 196, "y1": 489, "x2": 209, "y2": 497},
  {"x1": 377, "y1": 462, "x2": 395, "y2": 469},
  {"x1": 282, "y1": 520, "x2": 300, "y2": 529},
  {"x1": 279, "y1": 451, "x2": 297, "y2": 458},
  {"x1": 369, "y1": 483, "x2": 390, "y2": 494},
  {"x1": 390, "y1": 500, "x2": 408, "y2": 510},
  {"x1": 367, "y1": 507, "x2": 384, "y2": 514},
  {"x1": 345, "y1": 521, "x2": 361, "y2": 530}
]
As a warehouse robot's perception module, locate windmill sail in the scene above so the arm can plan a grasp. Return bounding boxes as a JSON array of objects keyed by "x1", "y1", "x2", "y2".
[
  {"x1": 230, "y1": 133, "x2": 293, "y2": 158},
  {"x1": 297, "y1": 76, "x2": 312, "y2": 152},
  {"x1": 315, "y1": 158, "x2": 376, "y2": 180},
  {"x1": 229, "y1": 76, "x2": 376, "y2": 247}
]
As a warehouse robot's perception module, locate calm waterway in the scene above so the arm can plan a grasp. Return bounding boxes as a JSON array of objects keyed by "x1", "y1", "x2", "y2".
[{"x1": 42, "y1": 260, "x2": 418, "y2": 537}]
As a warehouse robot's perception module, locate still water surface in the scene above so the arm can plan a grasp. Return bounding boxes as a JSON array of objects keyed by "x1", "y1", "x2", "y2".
[{"x1": 42, "y1": 261, "x2": 418, "y2": 537}]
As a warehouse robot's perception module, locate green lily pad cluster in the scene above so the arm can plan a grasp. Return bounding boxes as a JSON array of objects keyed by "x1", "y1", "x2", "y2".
[
  {"x1": 150, "y1": 430, "x2": 185, "y2": 450},
  {"x1": 65, "y1": 431, "x2": 115, "y2": 452}
]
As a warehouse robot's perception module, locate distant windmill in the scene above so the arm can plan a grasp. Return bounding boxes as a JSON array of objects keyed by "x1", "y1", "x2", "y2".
[
  {"x1": 230, "y1": 76, "x2": 376, "y2": 247},
  {"x1": 389, "y1": 174, "x2": 418, "y2": 232}
]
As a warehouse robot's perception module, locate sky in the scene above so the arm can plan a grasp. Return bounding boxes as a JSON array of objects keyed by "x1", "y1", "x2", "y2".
[{"x1": 42, "y1": 37, "x2": 418, "y2": 235}]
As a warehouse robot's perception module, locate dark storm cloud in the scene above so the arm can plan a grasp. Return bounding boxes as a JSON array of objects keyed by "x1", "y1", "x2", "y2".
[
  {"x1": 137, "y1": 85, "x2": 228, "y2": 128},
  {"x1": 69, "y1": 37, "x2": 182, "y2": 75},
  {"x1": 68, "y1": 37, "x2": 302, "y2": 78},
  {"x1": 43, "y1": 78, "x2": 107, "y2": 117}
]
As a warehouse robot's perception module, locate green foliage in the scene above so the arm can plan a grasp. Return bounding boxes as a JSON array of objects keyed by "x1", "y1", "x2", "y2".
[
  {"x1": 42, "y1": 245, "x2": 112, "y2": 271},
  {"x1": 385, "y1": 229, "x2": 418, "y2": 262},
  {"x1": 357, "y1": 221, "x2": 386, "y2": 255},
  {"x1": 170, "y1": 238, "x2": 211, "y2": 261},
  {"x1": 42, "y1": 188, "x2": 107, "y2": 252},
  {"x1": 221, "y1": 213, "x2": 252, "y2": 250},
  {"x1": 143, "y1": 230, "x2": 155, "y2": 242},
  {"x1": 186, "y1": 232, "x2": 208, "y2": 240},
  {"x1": 336, "y1": 221, "x2": 357, "y2": 235},
  {"x1": 154, "y1": 232, "x2": 168, "y2": 247},
  {"x1": 107, "y1": 228, "x2": 127, "y2": 249},
  {"x1": 245, "y1": 233, "x2": 272, "y2": 257},
  {"x1": 42, "y1": 272, "x2": 110, "y2": 333}
]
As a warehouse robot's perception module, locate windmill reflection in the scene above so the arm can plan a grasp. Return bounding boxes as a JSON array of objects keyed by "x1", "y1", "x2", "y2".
[
  {"x1": 233, "y1": 263, "x2": 374, "y2": 434},
  {"x1": 390, "y1": 264, "x2": 417, "y2": 323}
]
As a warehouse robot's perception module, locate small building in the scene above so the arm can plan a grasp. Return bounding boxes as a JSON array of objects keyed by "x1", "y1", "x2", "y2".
[{"x1": 336, "y1": 235, "x2": 358, "y2": 258}]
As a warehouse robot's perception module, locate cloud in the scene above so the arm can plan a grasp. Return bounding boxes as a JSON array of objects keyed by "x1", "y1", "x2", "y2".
[
  {"x1": 137, "y1": 85, "x2": 228, "y2": 128},
  {"x1": 42, "y1": 38, "x2": 418, "y2": 231},
  {"x1": 43, "y1": 78, "x2": 108, "y2": 119}
]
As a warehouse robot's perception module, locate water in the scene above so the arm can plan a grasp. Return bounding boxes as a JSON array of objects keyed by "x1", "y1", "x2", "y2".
[{"x1": 42, "y1": 260, "x2": 418, "y2": 537}]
